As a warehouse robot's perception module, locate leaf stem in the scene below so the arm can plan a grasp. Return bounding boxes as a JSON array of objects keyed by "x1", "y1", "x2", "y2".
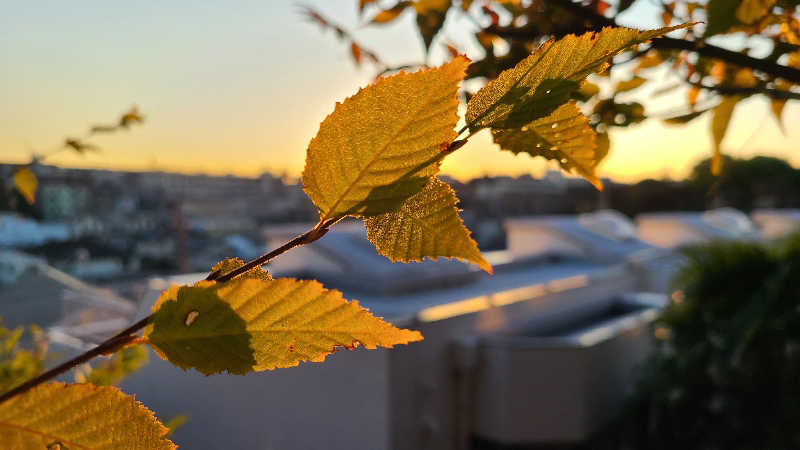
[
  {"x1": 0, "y1": 322, "x2": 146, "y2": 405},
  {"x1": 0, "y1": 219, "x2": 342, "y2": 405}
]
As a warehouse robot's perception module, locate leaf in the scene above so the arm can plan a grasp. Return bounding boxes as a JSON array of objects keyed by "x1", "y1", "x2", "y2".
[
  {"x1": 735, "y1": 0, "x2": 775, "y2": 24},
  {"x1": 210, "y1": 258, "x2": 272, "y2": 281},
  {"x1": 614, "y1": 75, "x2": 647, "y2": 93},
  {"x1": 119, "y1": 106, "x2": 144, "y2": 128},
  {"x1": 12, "y1": 167, "x2": 37, "y2": 205},
  {"x1": 364, "y1": 177, "x2": 491, "y2": 273},
  {"x1": 370, "y1": 1, "x2": 412, "y2": 23},
  {"x1": 634, "y1": 50, "x2": 664, "y2": 71},
  {"x1": 64, "y1": 138, "x2": 98, "y2": 154},
  {"x1": 491, "y1": 102, "x2": 604, "y2": 189},
  {"x1": 663, "y1": 109, "x2": 709, "y2": 125},
  {"x1": 465, "y1": 25, "x2": 690, "y2": 131},
  {"x1": 351, "y1": 42, "x2": 362, "y2": 65},
  {"x1": 688, "y1": 85, "x2": 701, "y2": 108},
  {"x1": 84, "y1": 345, "x2": 149, "y2": 386},
  {"x1": 0, "y1": 382, "x2": 175, "y2": 449},
  {"x1": 359, "y1": 0, "x2": 378, "y2": 14},
  {"x1": 771, "y1": 98, "x2": 786, "y2": 134},
  {"x1": 145, "y1": 278, "x2": 423, "y2": 375},
  {"x1": 414, "y1": 0, "x2": 451, "y2": 51},
  {"x1": 711, "y1": 96, "x2": 741, "y2": 175},
  {"x1": 302, "y1": 57, "x2": 468, "y2": 220},
  {"x1": 705, "y1": 0, "x2": 742, "y2": 36}
]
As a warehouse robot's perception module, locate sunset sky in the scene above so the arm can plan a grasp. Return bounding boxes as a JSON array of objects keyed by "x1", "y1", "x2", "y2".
[{"x1": 2, "y1": 1, "x2": 798, "y2": 183}]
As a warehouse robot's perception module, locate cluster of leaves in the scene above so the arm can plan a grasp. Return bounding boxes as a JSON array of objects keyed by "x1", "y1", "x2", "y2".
[
  {"x1": 591, "y1": 235, "x2": 800, "y2": 449},
  {"x1": 0, "y1": 23, "x2": 685, "y2": 447},
  {"x1": 325, "y1": 0, "x2": 800, "y2": 176},
  {"x1": 7, "y1": 106, "x2": 144, "y2": 206},
  {"x1": 0, "y1": 321, "x2": 48, "y2": 394}
]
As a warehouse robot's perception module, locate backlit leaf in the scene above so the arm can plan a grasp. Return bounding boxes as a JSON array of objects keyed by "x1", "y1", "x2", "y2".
[
  {"x1": 0, "y1": 382, "x2": 175, "y2": 449},
  {"x1": 771, "y1": 98, "x2": 786, "y2": 134},
  {"x1": 145, "y1": 278, "x2": 423, "y2": 374},
  {"x1": 711, "y1": 96, "x2": 741, "y2": 175},
  {"x1": 302, "y1": 57, "x2": 468, "y2": 220},
  {"x1": 364, "y1": 177, "x2": 491, "y2": 273},
  {"x1": 210, "y1": 257, "x2": 272, "y2": 281},
  {"x1": 414, "y1": 0, "x2": 451, "y2": 50},
  {"x1": 735, "y1": 0, "x2": 774, "y2": 24},
  {"x1": 614, "y1": 75, "x2": 647, "y2": 93},
  {"x1": 465, "y1": 25, "x2": 689, "y2": 130},
  {"x1": 491, "y1": 103, "x2": 604, "y2": 189},
  {"x1": 370, "y1": 1, "x2": 412, "y2": 23},
  {"x1": 12, "y1": 167, "x2": 37, "y2": 205},
  {"x1": 688, "y1": 85, "x2": 700, "y2": 108}
]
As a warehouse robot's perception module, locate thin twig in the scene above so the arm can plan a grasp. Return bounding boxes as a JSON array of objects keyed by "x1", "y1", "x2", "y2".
[{"x1": 0, "y1": 333, "x2": 140, "y2": 405}]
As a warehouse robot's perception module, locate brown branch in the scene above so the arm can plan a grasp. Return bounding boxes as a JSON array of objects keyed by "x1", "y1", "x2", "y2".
[
  {"x1": 0, "y1": 219, "x2": 340, "y2": 405},
  {"x1": 0, "y1": 330, "x2": 143, "y2": 405},
  {"x1": 486, "y1": 0, "x2": 800, "y2": 84}
]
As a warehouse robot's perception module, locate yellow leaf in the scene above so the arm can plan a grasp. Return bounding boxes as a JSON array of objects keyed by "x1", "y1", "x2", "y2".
[
  {"x1": 735, "y1": 0, "x2": 775, "y2": 24},
  {"x1": 771, "y1": 98, "x2": 786, "y2": 134},
  {"x1": 12, "y1": 167, "x2": 37, "y2": 205},
  {"x1": 145, "y1": 278, "x2": 423, "y2": 374},
  {"x1": 770, "y1": 79, "x2": 790, "y2": 135},
  {"x1": 614, "y1": 75, "x2": 647, "y2": 93},
  {"x1": 0, "y1": 382, "x2": 175, "y2": 449},
  {"x1": 364, "y1": 177, "x2": 492, "y2": 273},
  {"x1": 491, "y1": 102, "x2": 604, "y2": 189},
  {"x1": 302, "y1": 57, "x2": 468, "y2": 220},
  {"x1": 634, "y1": 50, "x2": 664, "y2": 71},
  {"x1": 465, "y1": 25, "x2": 689, "y2": 130},
  {"x1": 711, "y1": 96, "x2": 741, "y2": 175},
  {"x1": 370, "y1": 1, "x2": 412, "y2": 23},
  {"x1": 209, "y1": 257, "x2": 272, "y2": 281},
  {"x1": 688, "y1": 85, "x2": 700, "y2": 108}
]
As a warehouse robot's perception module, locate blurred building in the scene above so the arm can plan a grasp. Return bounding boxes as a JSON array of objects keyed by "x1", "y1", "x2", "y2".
[{"x1": 114, "y1": 215, "x2": 674, "y2": 450}]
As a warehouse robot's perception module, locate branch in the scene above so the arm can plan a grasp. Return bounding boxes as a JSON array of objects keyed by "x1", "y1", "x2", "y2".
[
  {"x1": 0, "y1": 219, "x2": 341, "y2": 405},
  {"x1": 692, "y1": 82, "x2": 800, "y2": 101},
  {"x1": 486, "y1": 0, "x2": 800, "y2": 84}
]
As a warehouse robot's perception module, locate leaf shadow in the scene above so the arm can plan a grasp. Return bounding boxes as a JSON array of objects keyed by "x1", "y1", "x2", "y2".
[{"x1": 148, "y1": 285, "x2": 256, "y2": 376}]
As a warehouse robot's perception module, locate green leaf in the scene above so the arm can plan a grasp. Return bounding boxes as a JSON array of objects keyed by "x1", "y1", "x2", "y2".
[
  {"x1": 364, "y1": 177, "x2": 492, "y2": 273},
  {"x1": 491, "y1": 102, "x2": 604, "y2": 189},
  {"x1": 302, "y1": 57, "x2": 468, "y2": 220},
  {"x1": 0, "y1": 382, "x2": 175, "y2": 449},
  {"x1": 145, "y1": 278, "x2": 423, "y2": 375},
  {"x1": 465, "y1": 25, "x2": 691, "y2": 130},
  {"x1": 711, "y1": 96, "x2": 742, "y2": 175},
  {"x1": 614, "y1": 75, "x2": 647, "y2": 93}
]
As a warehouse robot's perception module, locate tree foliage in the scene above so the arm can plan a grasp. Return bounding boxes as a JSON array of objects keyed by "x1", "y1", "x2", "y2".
[
  {"x1": 332, "y1": 0, "x2": 800, "y2": 176},
  {"x1": 592, "y1": 235, "x2": 800, "y2": 449},
  {"x1": 1, "y1": 21, "x2": 688, "y2": 444}
]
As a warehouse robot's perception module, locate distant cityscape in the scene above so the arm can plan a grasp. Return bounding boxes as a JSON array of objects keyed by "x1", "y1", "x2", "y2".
[{"x1": 3, "y1": 155, "x2": 800, "y2": 285}]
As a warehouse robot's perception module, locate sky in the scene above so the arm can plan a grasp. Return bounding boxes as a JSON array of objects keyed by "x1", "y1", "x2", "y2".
[{"x1": 1, "y1": 0, "x2": 798, "y2": 183}]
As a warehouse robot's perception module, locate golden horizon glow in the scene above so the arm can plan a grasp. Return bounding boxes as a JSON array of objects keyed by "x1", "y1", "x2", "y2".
[{"x1": 2, "y1": 2, "x2": 799, "y2": 185}]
